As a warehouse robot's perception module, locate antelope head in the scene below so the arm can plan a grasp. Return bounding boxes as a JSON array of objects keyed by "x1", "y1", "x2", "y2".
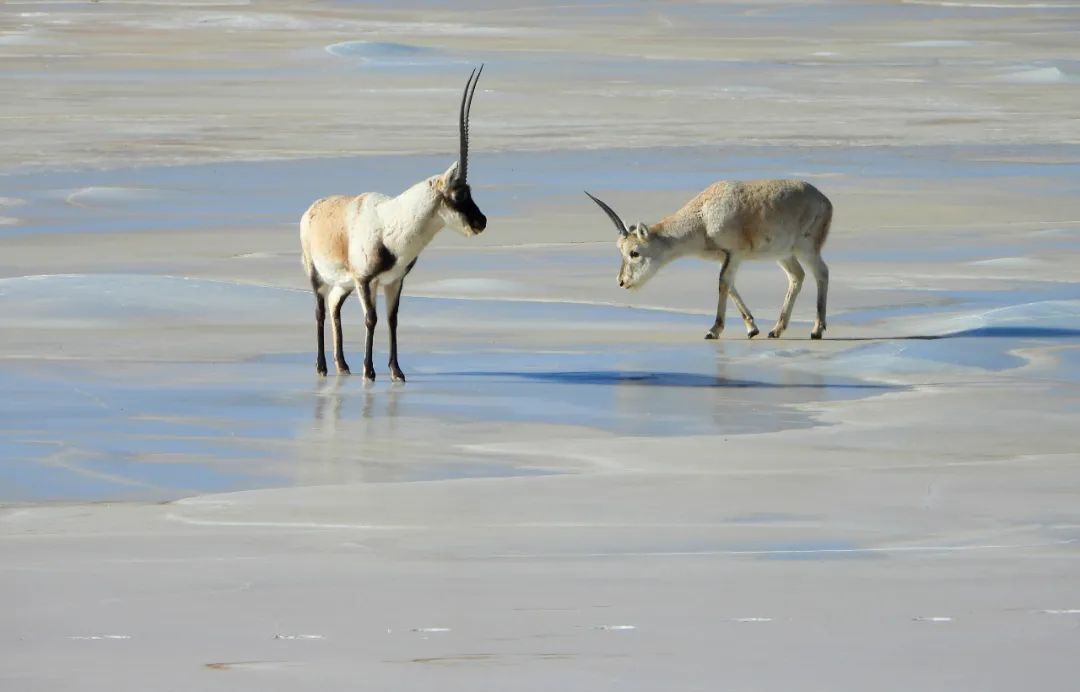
[
  {"x1": 438, "y1": 66, "x2": 488, "y2": 237},
  {"x1": 585, "y1": 191, "x2": 663, "y2": 289}
]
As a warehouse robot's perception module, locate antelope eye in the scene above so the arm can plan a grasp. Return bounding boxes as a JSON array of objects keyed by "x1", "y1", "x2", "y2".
[{"x1": 629, "y1": 251, "x2": 640, "y2": 259}]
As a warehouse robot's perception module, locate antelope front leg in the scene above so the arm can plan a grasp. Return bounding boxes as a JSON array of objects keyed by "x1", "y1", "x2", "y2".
[
  {"x1": 355, "y1": 278, "x2": 378, "y2": 381},
  {"x1": 384, "y1": 279, "x2": 406, "y2": 383},
  {"x1": 706, "y1": 255, "x2": 744, "y2": 339},
  {"x1": 728, "y1": 285, "x2": 759, "y2": 338}
]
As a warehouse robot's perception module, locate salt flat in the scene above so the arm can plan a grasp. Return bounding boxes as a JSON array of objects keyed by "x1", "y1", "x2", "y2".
[{"x1": 1, "y1": 1, "x2": 1079, "y2": 690}]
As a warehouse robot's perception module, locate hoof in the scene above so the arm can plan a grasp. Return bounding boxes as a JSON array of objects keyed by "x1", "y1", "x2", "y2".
[
  {"x1": 810, "y1": 332, "x2": 823, "y2": 340},
  {"x1": 363, "y1": 368, "x2": 376, "y2": 382},
  {"x1": 390, "y1": 370, "x2": 406, "y2": 383},
  {"x1": 704, "y1": 332, "x2": 718, "y2": 340},
  {"x1": 316, "y1": 363, "x2": 328, "y2": 377},
  {"x1": 747, "y1": 327, "x2": 759, "y2": 339},
  {"x1": 337, "y1": 367, "x2": 351, "y2": 376},
  {"x1": 767, "y1": 330, "x2": 781, "y2": 339}
]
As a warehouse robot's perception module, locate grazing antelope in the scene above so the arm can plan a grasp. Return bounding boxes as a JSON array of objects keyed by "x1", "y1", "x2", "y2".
[
  {"x1": 301, "y1": 67, "x2": 488, "y2": 382},
  {"x1": 585, "y1": 180, "x2": 832, "y2": 339}
]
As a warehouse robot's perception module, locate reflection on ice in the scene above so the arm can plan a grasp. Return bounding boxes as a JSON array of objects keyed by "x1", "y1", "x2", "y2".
[
  {"x1": 0, "y1": 272, "x2": 1076, "y2": 501},
  {"x1": 0, "y1": 330, "x2": 900, "y2": 501}
]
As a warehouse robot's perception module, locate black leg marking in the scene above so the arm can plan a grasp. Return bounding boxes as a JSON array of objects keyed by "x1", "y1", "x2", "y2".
[
  {"x1": 385, "y1": 279, "x2": 407, "y2": 383},
  {"x1": 358, "y1": 280, "x2": 377, "y2": 381},
  {"x1": 330, "y1": 289, "x2": 352, "y2": 374},
  {"x1": 310, "y1": 274, "x2": 327, "y2": 376}
]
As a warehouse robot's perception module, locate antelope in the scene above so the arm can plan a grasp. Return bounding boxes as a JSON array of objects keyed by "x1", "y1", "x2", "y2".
[
  {"x1": 300, "y1": 67, "x2": 488, "y2": 382},
  {"x1": 585, "y1": 180, "x2": 832, "y2": 340}
]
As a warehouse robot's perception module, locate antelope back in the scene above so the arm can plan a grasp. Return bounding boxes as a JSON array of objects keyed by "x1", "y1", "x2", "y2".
[
  {"x1": 301, "y1": 194, "x2": 369, "y2": 271},
  {"x1": 696, "y1": 180, "x2": 831, "y2": 254}
]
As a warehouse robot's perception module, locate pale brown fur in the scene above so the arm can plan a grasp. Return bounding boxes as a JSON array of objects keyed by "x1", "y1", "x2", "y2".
[
  {"x1": 300, "y1": 193, "x2": 369, "y2": 277},
  {"x1": 814, "y1": 200, "x2": 832, "y2": 252},
  {"x1": 606, "y1": 179, "x2": 832, "y2": 340}
]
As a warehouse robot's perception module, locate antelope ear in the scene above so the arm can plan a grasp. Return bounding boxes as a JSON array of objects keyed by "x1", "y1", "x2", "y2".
[
  {"x1": 441, "y1": 161, "x2": 460, "y2": 187},
  {"x1": 635, "y1": 222, "x2": 650, "y2": 240}
]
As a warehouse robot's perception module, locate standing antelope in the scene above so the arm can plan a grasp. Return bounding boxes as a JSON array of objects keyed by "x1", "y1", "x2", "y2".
[
  {"x1": 301, "y1": 67, "x2": 488, "y2": 382},
  {"x1": 585, "y1": 180, "x2": 832, "y2": 339}
]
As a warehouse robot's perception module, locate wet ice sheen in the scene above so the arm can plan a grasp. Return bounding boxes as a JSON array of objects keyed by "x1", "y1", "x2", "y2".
[
  {"x1": 324, "y1": 41, "x2": 462, "y2": 68},
  {"x1": 0, "y1": 272, "x2": 899, "y2": 501},
  {"x1": 2, "y1": 267, "x2": 1078, "y2": 501}
]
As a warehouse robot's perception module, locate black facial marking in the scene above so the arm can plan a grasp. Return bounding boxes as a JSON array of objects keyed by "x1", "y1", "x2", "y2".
[
  {"x1": 374, "y1": 242, "x2": 397, "y2": 275},
  {"x1": 446, "y1": 184, "x2": 487, "y2": 232}
]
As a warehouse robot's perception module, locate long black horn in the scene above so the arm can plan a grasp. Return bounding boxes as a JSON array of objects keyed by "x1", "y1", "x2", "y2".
[
  {"x1": 584, "y1": 191, "x2": 628, "y2": 236},
  {"x1": 457, "y1": 64, "x2": 483, "y2": 183}
]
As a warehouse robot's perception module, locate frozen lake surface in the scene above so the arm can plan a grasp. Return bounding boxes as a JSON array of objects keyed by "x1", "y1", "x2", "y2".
[{"x1": 2, "y1": 1, "x2": 1079, "y2": 690}]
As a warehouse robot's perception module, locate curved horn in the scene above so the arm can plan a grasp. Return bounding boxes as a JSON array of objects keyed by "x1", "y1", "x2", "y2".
[
  {"x1": 457, "y1": 64, "x2": 483, "y2": 183},
  {"x1": 584, "y1": 191, "x2": 628, "y2": 236}
]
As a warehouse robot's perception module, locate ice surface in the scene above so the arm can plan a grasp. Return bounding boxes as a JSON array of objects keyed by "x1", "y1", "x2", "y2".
[
  {"x1": 999, "y1": 66, "x2": 1071, "y2": 83},
  {"x1": 3, "y1": 1, "x2": 1080, "y2": 690},
  {"x1": 325, "y1": 41, "x2": 464, "y2": 68}
]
